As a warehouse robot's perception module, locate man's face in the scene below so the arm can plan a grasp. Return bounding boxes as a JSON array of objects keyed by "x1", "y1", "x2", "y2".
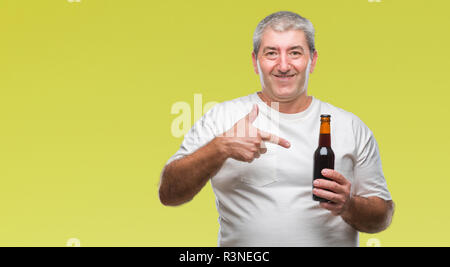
[{"x1": 252, "y1": 28, "x2": 318, "y2": 101}]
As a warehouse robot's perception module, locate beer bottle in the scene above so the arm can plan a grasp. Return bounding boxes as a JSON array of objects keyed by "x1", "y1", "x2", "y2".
[{"x1": 312, "y1": 114, "x2": 335, "y2": 202}]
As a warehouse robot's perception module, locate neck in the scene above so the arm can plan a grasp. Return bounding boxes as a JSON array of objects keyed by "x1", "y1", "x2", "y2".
[{"x1": 257, "y1": 91, "x2": 312, "y2": 114}]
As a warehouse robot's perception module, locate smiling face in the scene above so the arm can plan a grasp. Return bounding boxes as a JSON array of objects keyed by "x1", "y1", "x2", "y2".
[{"x1": 252, "y1": 28, "x2": 318, "y2": 102}]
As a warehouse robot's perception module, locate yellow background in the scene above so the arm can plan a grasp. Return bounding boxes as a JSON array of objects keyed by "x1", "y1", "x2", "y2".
[{"x1": 1, "y1": 0, "x2": 449, "y2": 247}]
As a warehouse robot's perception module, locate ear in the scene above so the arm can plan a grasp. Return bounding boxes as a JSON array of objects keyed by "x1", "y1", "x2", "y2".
[
  {"x1": 252, "y1": 51, "x2": 259, "y2": 75},
  {"x1": 309, "y1": 50, "x2": 318, "y2": 74}
]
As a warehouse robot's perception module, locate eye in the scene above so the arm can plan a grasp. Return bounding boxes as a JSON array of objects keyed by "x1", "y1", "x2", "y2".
[
  {"x1": 265, "y1": 51, "x2": 278, "y2": 58},
  {"x1": 290, "y1": 51, "x2": 302, "y2": 56}
]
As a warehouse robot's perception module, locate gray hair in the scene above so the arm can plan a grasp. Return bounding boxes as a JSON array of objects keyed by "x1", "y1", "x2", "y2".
[{"x1": 253, "y1": 11, "x2": 316, "y2": 59}]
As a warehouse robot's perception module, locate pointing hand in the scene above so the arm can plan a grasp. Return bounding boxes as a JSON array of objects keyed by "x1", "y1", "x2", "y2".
[{"x1": 218, "y1": 104, "x2": 290, "y2": 163}]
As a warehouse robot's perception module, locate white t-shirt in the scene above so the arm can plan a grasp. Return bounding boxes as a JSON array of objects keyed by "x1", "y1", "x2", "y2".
[{"x1": 165, "y1": 92, "x2": 391, "y2": 247}]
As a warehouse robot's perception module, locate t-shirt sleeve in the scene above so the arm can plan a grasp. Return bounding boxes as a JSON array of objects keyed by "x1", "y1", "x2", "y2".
[
  {"x1": 352, "y1": 116, "x2": 392, "y2": 200},
  {"x1": 165, "y1": 105, "x2": 221, "y2": 166}
]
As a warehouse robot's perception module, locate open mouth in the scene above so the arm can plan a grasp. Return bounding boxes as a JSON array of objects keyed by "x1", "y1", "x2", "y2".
[{"x1": 273, "y1": 74, "x2": 296, "y2": 80}]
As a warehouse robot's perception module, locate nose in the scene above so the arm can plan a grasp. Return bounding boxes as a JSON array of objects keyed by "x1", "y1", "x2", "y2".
[{"x1": 276, "y1": 53, "x2": 292, "y2": 73}]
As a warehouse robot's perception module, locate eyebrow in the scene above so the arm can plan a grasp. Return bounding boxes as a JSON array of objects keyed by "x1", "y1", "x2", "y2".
[
  {"x1": 289, "y1": 45, "x2": 305, "y2": 52},
  {"x1": 262, "y1": 46, "x2": 277, "y2": 52},
  {"x1": 262, "y1": 45, "x2": 305, "y2": 52}
]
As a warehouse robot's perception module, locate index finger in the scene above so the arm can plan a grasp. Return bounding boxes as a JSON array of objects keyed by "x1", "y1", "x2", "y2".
[
  {"x1": 321, "y1": 169, "x2": 348, "y2": 185},
  {"x1": 258, "y1": 129, "x2": 291, "y2": 149}
]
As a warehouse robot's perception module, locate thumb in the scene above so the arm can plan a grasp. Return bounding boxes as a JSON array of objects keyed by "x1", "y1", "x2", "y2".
[{"x1": 246, "y1": 104, "x2": 259, "y2": 123}]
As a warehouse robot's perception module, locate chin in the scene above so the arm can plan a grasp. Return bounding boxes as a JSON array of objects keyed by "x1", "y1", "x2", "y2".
[{"x1": 271, "y1": 86, "x2": 302, "y2": 99}]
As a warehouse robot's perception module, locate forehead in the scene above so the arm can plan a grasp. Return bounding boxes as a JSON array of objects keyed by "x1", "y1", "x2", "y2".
[{"x1": 260, "y1": 28, "x2": 308, "y2": 50}]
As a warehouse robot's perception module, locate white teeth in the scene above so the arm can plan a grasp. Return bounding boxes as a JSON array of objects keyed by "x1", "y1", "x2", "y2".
[{"x1": 275, "y1": 74, "x2": 295, "y2": 78}]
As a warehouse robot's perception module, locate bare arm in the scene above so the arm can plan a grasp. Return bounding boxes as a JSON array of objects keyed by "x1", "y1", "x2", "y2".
[
  {"x1": 159, "y1": 137, "x2": 228, "y2": 206},
  {"x1": 341, "y1": 196, "x2": 394, "y2": 233},
  {"x1": 159, "y1": 104, "x2": 290, "y2": 206}
]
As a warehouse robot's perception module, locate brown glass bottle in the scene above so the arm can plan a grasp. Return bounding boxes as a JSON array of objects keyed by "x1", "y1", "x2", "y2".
[{"x1": 312, "y1": 114, "x2": 335, "y2": 202}]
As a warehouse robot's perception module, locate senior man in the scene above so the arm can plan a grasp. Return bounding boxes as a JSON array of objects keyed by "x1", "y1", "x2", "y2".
[{"x1": 159, "y1": 11, "x2": 394, "y2": 247}]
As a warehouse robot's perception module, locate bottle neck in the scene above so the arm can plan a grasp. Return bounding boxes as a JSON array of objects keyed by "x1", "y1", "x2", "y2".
[
  {"x1": 319, "y1": 133, "x2": 331, "y2": 147},
  {"x1": 319, "y1": 121, "x2": 331, "y2": 147}
]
